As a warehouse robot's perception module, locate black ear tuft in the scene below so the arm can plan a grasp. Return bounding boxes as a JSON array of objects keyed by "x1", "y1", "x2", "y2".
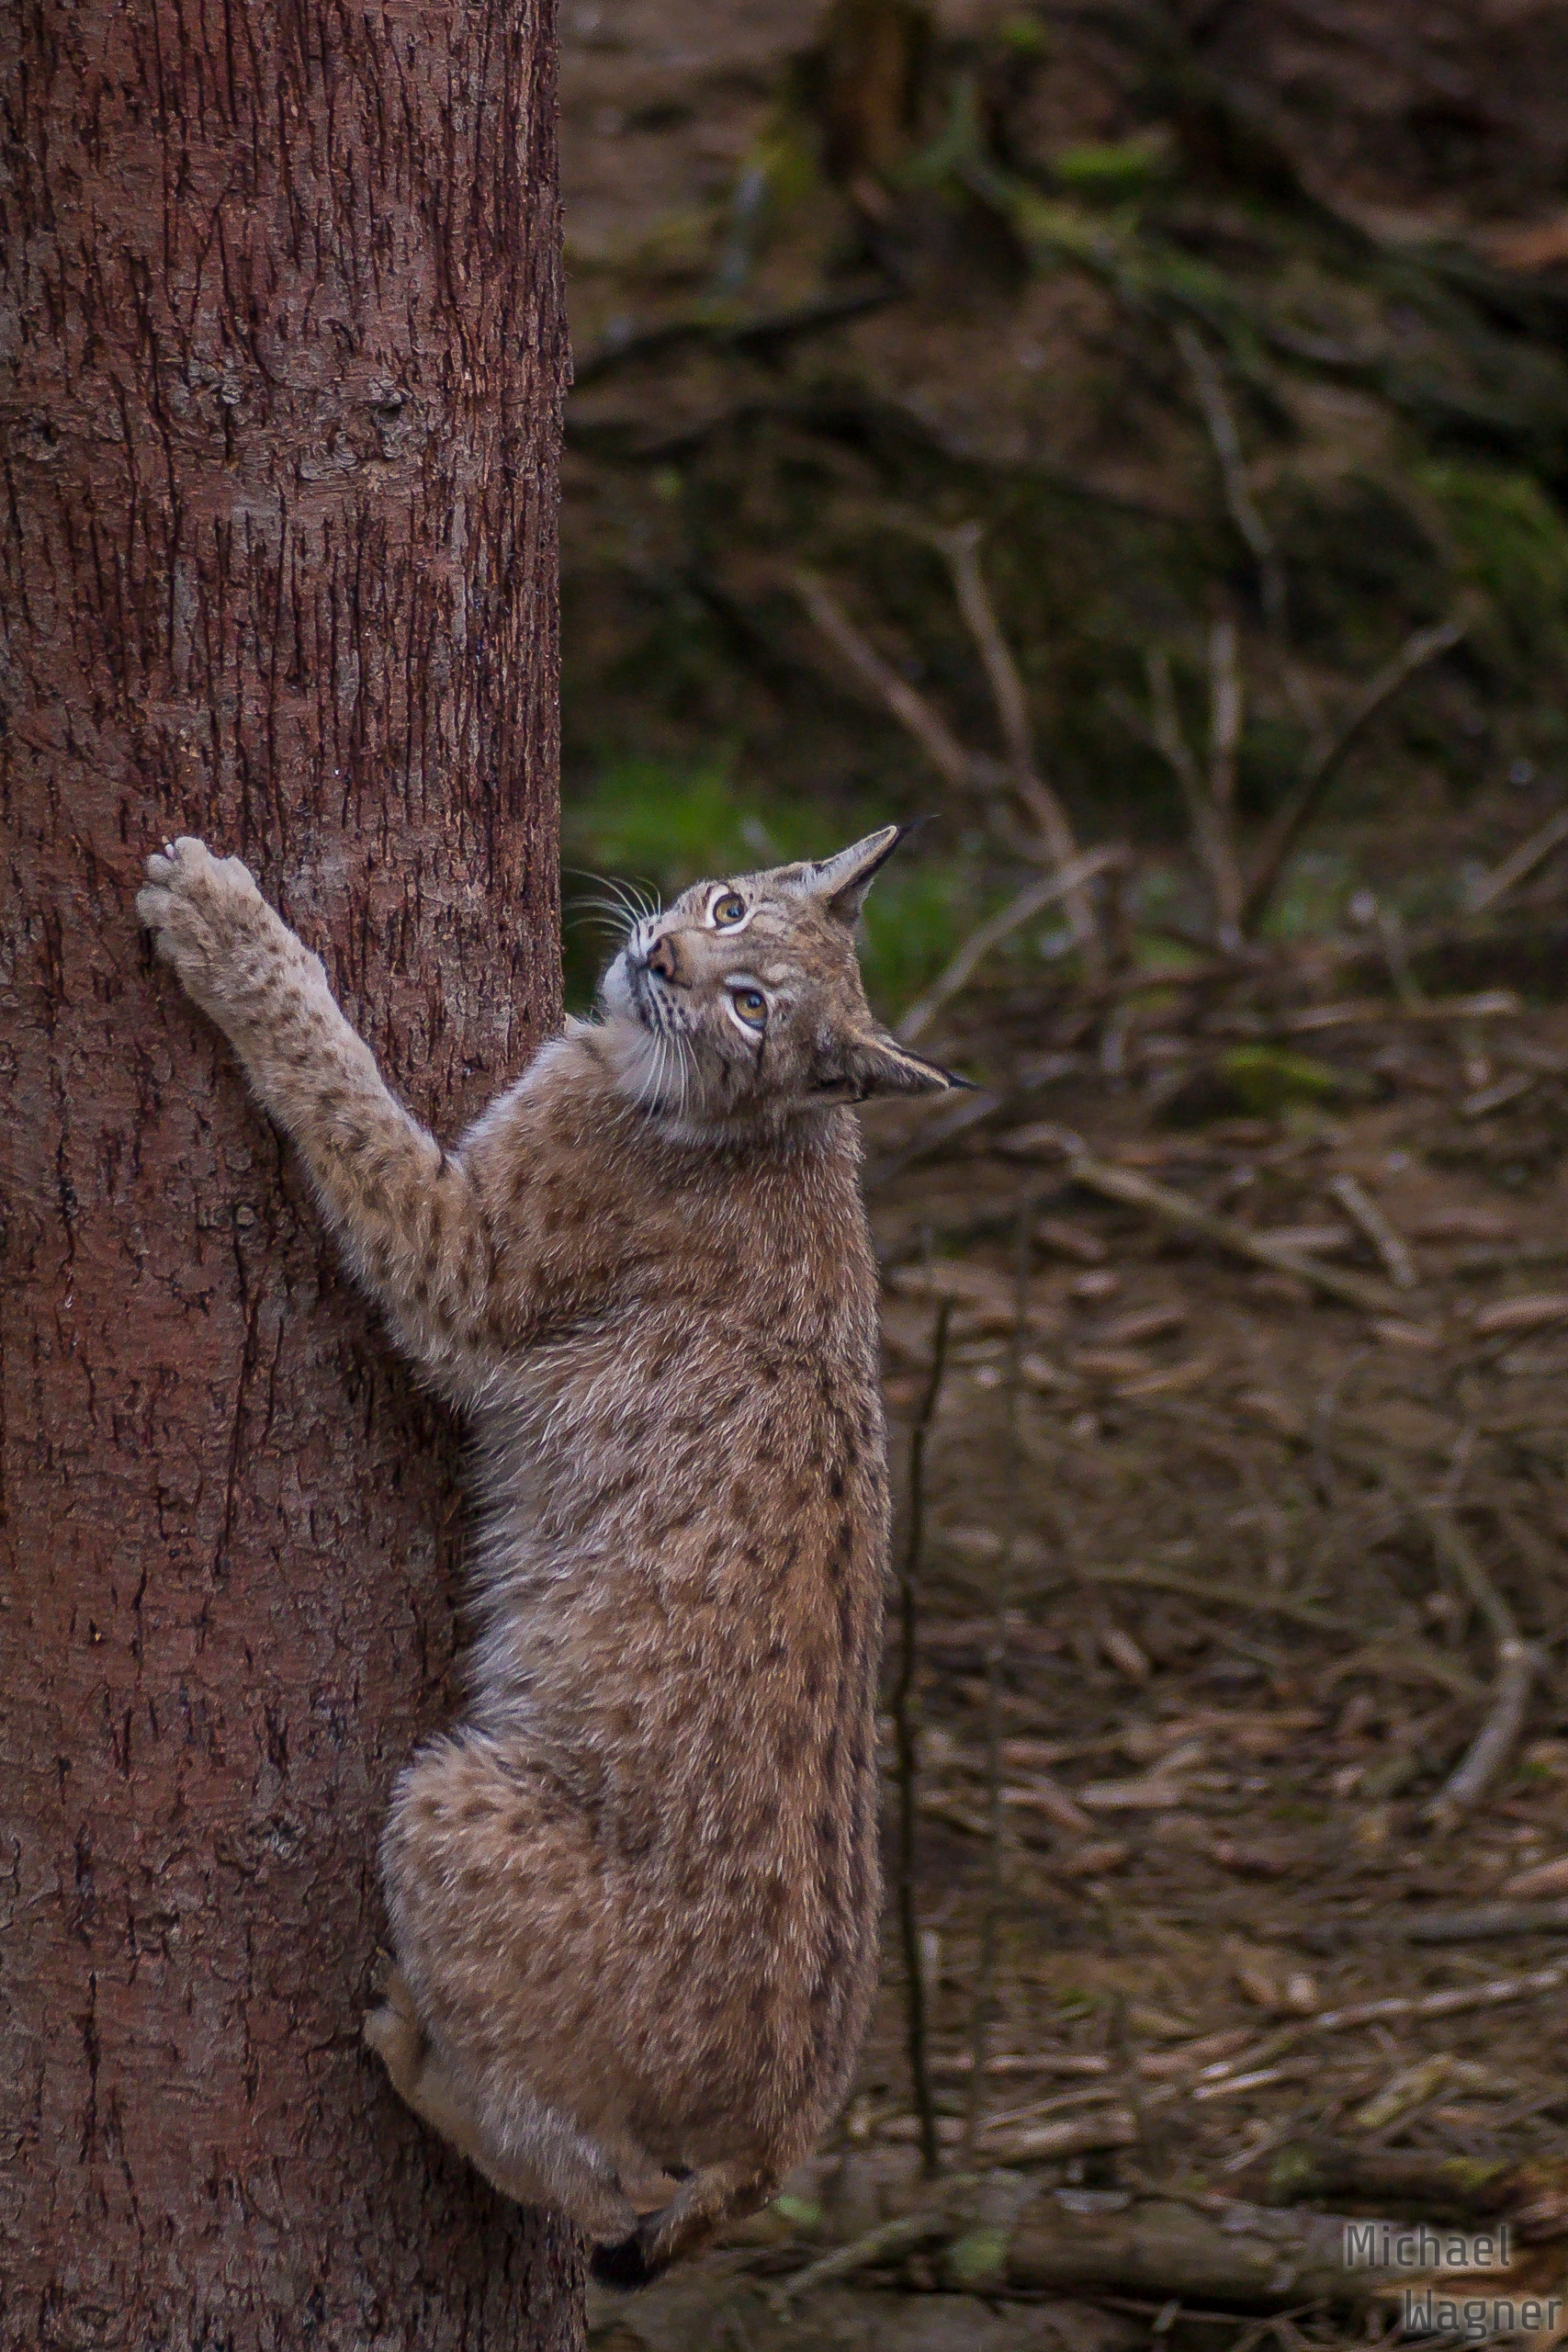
[
  {"x1": 816, "y1": 1025, "x2": 971, "y2": 1102},
  {"x1": 799, "y1": 824, "x2": 913, "y2": 925}
]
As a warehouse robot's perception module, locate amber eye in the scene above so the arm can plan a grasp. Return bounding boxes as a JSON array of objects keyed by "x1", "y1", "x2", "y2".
[
  {"x1": 731, "y1": 987, "x2": 767, "y2": 1026},
  {"x1": 712, "y1": 890, "x2": 747, "y2": 927}
]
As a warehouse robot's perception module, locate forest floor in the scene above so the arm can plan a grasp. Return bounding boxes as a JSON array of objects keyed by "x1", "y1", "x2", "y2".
[{"x1": 559, "y1": 5, "x2": 1568, "y2": 2346}]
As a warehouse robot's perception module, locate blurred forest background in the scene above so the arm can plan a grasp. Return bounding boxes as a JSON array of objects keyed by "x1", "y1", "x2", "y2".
[{"x1": 556, "y1": 6, "x2": 1568, "y2": 2349}]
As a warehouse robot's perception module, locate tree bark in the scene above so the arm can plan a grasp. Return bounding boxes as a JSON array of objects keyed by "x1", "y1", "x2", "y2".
[{"x1": 0, "y1": 0, "x2": 576, "y2": 2343}]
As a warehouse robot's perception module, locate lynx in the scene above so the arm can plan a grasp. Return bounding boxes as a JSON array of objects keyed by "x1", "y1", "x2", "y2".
[{"x1": 136, "y1": 823, "x2": 958, "y2": 2281}]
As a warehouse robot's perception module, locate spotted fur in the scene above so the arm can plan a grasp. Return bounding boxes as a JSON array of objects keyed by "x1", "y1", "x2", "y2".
[{"x1": 136, "y1": 825, "x2": 959, "y2": 2277}]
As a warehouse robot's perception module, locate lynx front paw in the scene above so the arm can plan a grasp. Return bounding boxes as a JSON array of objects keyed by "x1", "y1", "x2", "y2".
[{"x1": 137, "y1": 836, "x2": 267, "y2": 1013}]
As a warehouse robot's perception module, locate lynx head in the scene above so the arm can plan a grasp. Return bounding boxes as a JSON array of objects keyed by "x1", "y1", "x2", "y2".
[{"x1": 597, "y1": 825, "x2": 964, "y2": 1129}]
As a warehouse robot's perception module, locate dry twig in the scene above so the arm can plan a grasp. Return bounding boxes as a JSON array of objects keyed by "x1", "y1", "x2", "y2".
[
  {"x1": 1468, "y1": 804, "x2": 1568, "y2": 914},
  {"x1": 788, "y1": 565, "x2": 983, "y2": 794},
  {"x1": 1241, "y1": 613, "x2": 1470, "y2": 933},
  {"x1": 965, "y1": 1208, "x2": 1032, "y2": 2162},
  {"x1": 936, "y1": 522, "x2": 1098, "y2": 960},
  {"x1": 897, "y1": 845, "x2": 1123, "y2": 1043},
  {"x1": 1279, "y1": 991, "x2": 1519, "y2": 1033},
  {"x1": 786, "y1": 553, "x2": 1104, "y2": 963},
  {"x1": 1175, "y1": 322, "x2": 1287, "y2": 641},
  {"x1": 893, "y1": 1295, "x2": 952, "y2": 2177},
  {"x1": 1132, "y1": 639, "x2": 1247, "y2": 948},
  {"x1": 1186, "y1": 1960, "x2": 1568, "y2": 2094},
  {"x1": 1326, "y1": 1173, "x2": 1418, "y2": 1292},
  {"x1": 770, "y1": 2206, "x2": 955, "y2": 2307},
  {"x1": 1075, "y1": 1562, "x2": 1366, "y2": 1637},
  {"x1": 1419, "y1": 1503, "x2": 1542, "y2": 1825}
]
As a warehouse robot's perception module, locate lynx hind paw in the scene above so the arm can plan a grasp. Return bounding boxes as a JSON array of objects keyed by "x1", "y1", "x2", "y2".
[
  {"x1": 590, "y1": 2230, "x2": 661, "y2": 2291},
  {"x1": 363, "y1": 1960, "x2": 428, "y2": 2089},
  {"x1": 137, "y1": 835, "x2": 263, "y2": 996},
  {"x1": 590, "y1": 2199, "x2": 694, "y2": 2290},
  {"x1": 363, "y1": 1996, "x2": 428, "y2": 2095}
]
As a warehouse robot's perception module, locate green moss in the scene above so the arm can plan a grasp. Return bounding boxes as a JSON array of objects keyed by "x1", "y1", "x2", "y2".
[
  {"x1": 563, "y1": 758, "x2": 776, "y2": 890},
  {"x1": 943, "y1": 2227, "x2": 1012, "y2": 2290},
  {"x1": 1219, "y1": 1044, "x2": 1372, "y2": 1114},
  {"x1": 1052, "y1": 128, "x2": 1177, "y2": 200},
  {"x1": 768, "y1": 2193, "x2": 825, "y2": 2232},
  {"x1": 1270, "y1": 475, "x2": 1443, "y2": 662},
  {"x1": 1418, "y1": 460, "x2": 1568, "y2": 673},
  {"x1": 994, "y1": 10, "x2": 1052, "y2": 54}
]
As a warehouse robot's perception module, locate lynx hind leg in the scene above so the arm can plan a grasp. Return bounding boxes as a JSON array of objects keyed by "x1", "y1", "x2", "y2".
[
  {"x1": 364, "y1": 1960, "x2": 491, "y2": 2169},
  {"x1": 365, "y1": 1962, "x2": 639, "y2": 2240},
  {"x1": 378, "y1": 1734, "x2": 652, "y2": 2243},
  {"x1": 592, "y1": 2159, "x2": 777, "y2": 2288}
]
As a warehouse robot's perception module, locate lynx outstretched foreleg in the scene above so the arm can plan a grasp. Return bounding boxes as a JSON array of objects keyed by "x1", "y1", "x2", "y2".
[{"x1": 138, "y1": 838, "x2": 498, "y2": 1377}]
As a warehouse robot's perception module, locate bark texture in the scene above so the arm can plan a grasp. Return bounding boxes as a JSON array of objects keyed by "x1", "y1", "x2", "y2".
[{"x1": 0, "y1": 0, "x2": 576, "y2": 2341}]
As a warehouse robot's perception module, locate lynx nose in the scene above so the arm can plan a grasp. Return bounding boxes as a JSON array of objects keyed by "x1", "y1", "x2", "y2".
[{"x1": 646, "y1": 933, "x2": 682, "y2": 984}]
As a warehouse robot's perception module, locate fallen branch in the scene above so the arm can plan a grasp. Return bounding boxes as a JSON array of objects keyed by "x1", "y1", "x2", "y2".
[
  {"x1": 1393, "y1": 1901, "x2": 1568, "y2": 1944},
  {"x1": 756, "y1": 2150, "x2": 1568, "y2": 2317},
  {"x1": 1058, "y1": 1143, "x2": 1405, "y2": 1315},
  {"x1": 897, "y1": 845, "x2": 1124, "y2": 1043},
  {"x1": 1241, "y1": 613, "x2": 1470, "y2": 935},
  {"x1": 1235, "y1": 2139, "x2": 1563, "y2": 2226},
  {"x1": 949, "y1": 2193, "x2": 1437, "y2": 2306},
  {"x1": 1187, "y1": 1961, "x2": 1568, "y2": 2096},
  {"x1": 769, "y1": 2186, "x2": 1414, "y2": 2312}
]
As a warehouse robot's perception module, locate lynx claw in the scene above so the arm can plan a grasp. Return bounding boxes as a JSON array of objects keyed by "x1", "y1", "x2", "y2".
[
  {"x1": 364, "y1": 1962, "x2": 429, "y2": 2093},
  {"x1": 136, "y1": 836, "x2": 264, "y2": 1003},
  {"x1": 368, "y1": 1943, "x2": 400, "y2": 2002}
]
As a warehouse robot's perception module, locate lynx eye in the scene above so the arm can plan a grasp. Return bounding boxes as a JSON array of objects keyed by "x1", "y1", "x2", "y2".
[
  {"x1": 729, "y1": 986, "x2": 767, "y2": 1027},
  {"x1": 711, "y1": 890, "x2": 747, "y2": 928}
]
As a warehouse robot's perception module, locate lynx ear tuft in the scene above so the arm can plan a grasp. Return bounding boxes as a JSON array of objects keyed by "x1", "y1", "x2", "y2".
[
  {"x1": 796, "y1": 824, "x2": 910, "y2": 925},
  {"x1": 815, "y1": 1025, "x2": 971, "y2": 1102}
]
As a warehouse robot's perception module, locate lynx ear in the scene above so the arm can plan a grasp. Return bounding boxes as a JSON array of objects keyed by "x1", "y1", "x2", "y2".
[
  {"x1": 814, "y1": 1025, "x2": 970, "y2": 1102},
  {"x1": 796, "y1": 824, "x2": 909, "y2": 925}
]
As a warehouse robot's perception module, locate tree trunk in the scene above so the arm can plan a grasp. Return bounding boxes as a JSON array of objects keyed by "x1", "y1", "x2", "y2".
[{"x1": 0, "y1": 0, "x2": 577, "y2": 2342}]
